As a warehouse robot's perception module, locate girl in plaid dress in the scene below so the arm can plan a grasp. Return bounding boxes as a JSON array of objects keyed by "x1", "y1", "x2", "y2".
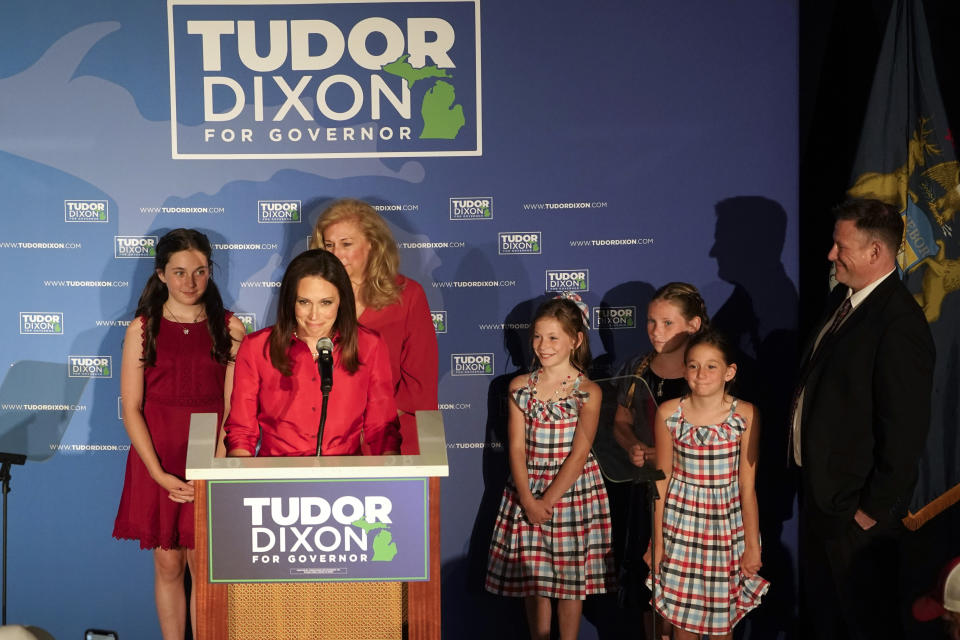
[
  {"x1": 486, "y1": 294, "x2": 615, "y2": 639},
  {"x1": 646, "y1": 329, "x2": 769, "y2": 638}
]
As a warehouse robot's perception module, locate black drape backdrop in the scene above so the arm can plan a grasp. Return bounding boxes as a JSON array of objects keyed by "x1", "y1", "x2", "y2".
[
  {"x1": 800, "y1": 3, "x2": 960, "y2": 638},
  {"x1": 800, "y1": 0, "x2": 960, "y2": 334}
]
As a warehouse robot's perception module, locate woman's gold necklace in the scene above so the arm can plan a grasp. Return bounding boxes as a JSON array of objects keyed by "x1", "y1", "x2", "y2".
[{"x1": 293, "y1": 331, "x2": 320, "y2": 360}]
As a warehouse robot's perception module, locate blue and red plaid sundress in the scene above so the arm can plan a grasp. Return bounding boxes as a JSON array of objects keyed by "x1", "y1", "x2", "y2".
[
  {"x1": 485, "y1": 371, "x2": 615, "y2": 599},
  {"x1": 647, "y1": 398, "x2": 769, "y2": 634}
]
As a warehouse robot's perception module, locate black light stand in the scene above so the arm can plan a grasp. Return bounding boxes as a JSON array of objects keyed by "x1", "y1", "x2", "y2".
[{"x1": 0, "y1": 452, "x2": 26, "y2": 625}]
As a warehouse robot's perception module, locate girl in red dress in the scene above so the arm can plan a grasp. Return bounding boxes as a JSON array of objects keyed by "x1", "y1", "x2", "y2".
[{"x1": 113, "y1": 229, "x2": 245, "y2": 640}]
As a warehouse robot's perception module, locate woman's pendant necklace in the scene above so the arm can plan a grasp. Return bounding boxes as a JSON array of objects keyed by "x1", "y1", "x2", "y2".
[
  {"x1": 532, "y1": 370, "x2": 573, "y2": 401},
  {"x1": 657, "y1": 376, "x2": 664, "y2": 398},
  {"x1": 165, "y1": 305, "x2": 203, "y2": 334},
  {"x1": 554, "y1": 376, "x2": 571, "y2": 400},
  {"x1": 294, "y1": 331, "x2": 320, "y2": 360}
]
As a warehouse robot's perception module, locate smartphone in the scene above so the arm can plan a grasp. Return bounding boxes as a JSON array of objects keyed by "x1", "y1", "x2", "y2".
[{"x1": 84, "y1": 630, "x2": 118, "y2": 640}]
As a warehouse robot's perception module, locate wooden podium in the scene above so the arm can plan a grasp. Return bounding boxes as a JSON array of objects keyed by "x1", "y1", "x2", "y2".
[{"x1": 185, "y1": 411, "x2": 448, "y2": 640}]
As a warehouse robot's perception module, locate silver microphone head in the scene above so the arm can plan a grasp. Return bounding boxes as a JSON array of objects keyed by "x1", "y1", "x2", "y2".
[{"x1": 317, "y1": 337, "x2": 334, "y2": 355}]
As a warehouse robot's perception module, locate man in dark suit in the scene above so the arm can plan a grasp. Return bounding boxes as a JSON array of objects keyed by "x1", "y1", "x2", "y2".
[{"x1": 793, "y1": 199, "x2": 935, "y2": 639}]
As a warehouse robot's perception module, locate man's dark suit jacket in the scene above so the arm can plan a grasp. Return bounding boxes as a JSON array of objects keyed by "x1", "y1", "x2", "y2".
[{"x1": 798, "y1": 272, "x2": 935, "y2": 535}]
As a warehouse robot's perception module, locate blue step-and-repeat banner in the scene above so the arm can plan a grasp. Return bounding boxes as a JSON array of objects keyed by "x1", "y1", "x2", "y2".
[{"x1": 0, "y1": 1, "x2": 798, "y2": 637}]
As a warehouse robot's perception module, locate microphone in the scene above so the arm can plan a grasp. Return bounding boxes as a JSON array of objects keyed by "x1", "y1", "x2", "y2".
[
  {"x1": 317, "y1": 337, "x2": 334, "y2": 393},
  {"x1": 315, "y1": 337, "x2": 334, "y2": 456}
]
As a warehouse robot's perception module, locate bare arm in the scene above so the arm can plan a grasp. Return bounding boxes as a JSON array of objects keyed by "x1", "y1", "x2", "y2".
[
  {"x1": 540, "y1": 380, "x2": 603, "y2": 508},
  {"x1": 216, "y1": 315, "x2": 247, "y2": 458},
  {"x1": 613, "y1": 404, "x2": 653, "y2": 467},
  {"x1": 647, "y1": 400, "x2": 677, "y2": 573},
  {"x1": 506, "y1": 376, "x2": 550, "y2": 523},
  {"x1": 120, "y1": 319, "x2": 194, "y2": 502},
  {"x1": 737, "y1": 401, "x2": 762, "y2": 577}
]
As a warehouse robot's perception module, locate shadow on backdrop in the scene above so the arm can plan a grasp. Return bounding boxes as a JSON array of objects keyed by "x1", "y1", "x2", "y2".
[
  {"x1": 585, "y1": 281, "x2": 661, "y2": 640},
  {"x1": 0, "y1": 361, "x2": 89, "y2": 461},
  {"x1": 708, "y1": 196, "x2": 799, "y2": 639},
  {"x1": 441, "y1": 295, "x2": 545, "y2": 640},
  {"x1": 593, "y1": 281, "x2": 656, "y2": 380}
]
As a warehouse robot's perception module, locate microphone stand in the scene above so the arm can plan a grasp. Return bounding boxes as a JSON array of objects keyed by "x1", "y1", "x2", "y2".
[
  {"x1": 315, "y1": 338, "x2": 334, "y2": 456},
  {"x1": 315, "y1": 390, "x2": 330, "y2": 456},
  {"x1": 633, "y1": 464, "x2": 665, "y2": 640}
]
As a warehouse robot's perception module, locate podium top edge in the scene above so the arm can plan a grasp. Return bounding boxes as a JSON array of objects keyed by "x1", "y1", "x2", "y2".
[{"x1": 185, "y1": 410, "x2": 450, "y2": 480}]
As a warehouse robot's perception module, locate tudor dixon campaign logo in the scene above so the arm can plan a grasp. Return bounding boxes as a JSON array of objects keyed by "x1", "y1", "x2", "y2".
[
  {"x1": 499, "y1": 231, "x2": 540, "y2": 255},
  {"x1": 64, "y1": 200, "x2": 108, "y2": 223},
  {"x1": 167, "y1": 0, "x2": 481, "y2": 159},
  {"x1": 594, "y1": 306, "x2": 636, "y2": 330},
  {"x1": 69, "y1": 356, "x2": 113, "y2": 378},
  {"x1": 245, "y1": 495, "x2": 398, "y2": 564},
  {"x1": 208, "y1": 479, "x2": 427, "y2": 582},
  {"x1": 450, "y1": 197, "x2": 492, "y2": 220},
  {"x1": 115, "y1": 236, "x2": 158, "y2": 258},
  {"x1": 546, "y1": 269, "x2": 589, "y2": 293},
  {"x1": 234, "y1": 312, "x2": 257, "y2": 334},
  {"x1": 258, "y1": 200, "x2": 301, "y2": 223},
  {"x1": 451, "y1": 353, "x2": 493, "y2": 376},
  {"x1": 20, "y1": 312, "x2": 64, "y2": 335},
  {"x1": 431, "y1": 310, "x2": 447, "y2": 334}
]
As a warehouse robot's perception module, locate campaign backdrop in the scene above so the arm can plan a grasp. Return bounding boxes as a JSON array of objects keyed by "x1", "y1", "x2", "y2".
[{"x1": 0, "y1": 1, "x2": 798, "y2": 638}]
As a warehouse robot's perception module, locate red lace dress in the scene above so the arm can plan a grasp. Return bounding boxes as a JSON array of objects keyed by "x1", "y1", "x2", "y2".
[{"x1": 113, "y1": 316, "x2": 228, "y2": 549}]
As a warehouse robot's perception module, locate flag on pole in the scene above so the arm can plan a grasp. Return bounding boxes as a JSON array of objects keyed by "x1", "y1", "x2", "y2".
[{"x1": 847, "y1": 0, "x2": 960, "y2": 530}]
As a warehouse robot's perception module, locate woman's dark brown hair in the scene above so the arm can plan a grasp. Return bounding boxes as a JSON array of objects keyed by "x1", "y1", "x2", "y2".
[
  {"x1": 135, "y1": 228, "x2": 233, "y2": 367},
  {"x1": 268, "y1": 249, "x2": 360, "y2": 376}
]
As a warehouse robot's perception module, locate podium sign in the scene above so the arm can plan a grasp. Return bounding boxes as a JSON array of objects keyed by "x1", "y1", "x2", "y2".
[{"x1": 208, "y1": 477, "x2": 428, "y2": 583}]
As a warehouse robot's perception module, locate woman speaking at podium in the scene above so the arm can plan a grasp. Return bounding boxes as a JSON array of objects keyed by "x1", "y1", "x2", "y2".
[{"x1": 224, "y1": 249, "x2": 401, "y2": 457}]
